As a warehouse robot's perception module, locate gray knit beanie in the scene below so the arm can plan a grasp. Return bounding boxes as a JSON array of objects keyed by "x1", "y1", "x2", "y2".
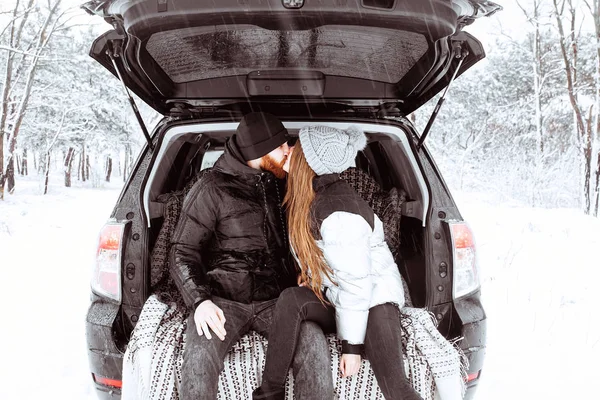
[{"x1": 299, "y1": 125, "x2": 367, "y2": 176}]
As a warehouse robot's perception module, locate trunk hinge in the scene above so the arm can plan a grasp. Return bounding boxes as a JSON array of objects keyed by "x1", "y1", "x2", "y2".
[
  {"x1": 106, "y1": 40, "x2": 154, "y2": 151},
  {"x1": 417, "y1": 42, "x2": 469, "y2": 150}
]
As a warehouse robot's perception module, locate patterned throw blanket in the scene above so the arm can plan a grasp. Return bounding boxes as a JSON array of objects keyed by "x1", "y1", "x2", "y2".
[
  {"x1": 123, "y1": 167, "x2": 468, "y2": 400},
  {"x1": 122, "y1": 296, "x2": 466, "y2": 400}
]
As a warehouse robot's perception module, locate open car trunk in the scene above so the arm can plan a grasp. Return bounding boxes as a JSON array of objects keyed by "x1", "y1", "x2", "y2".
[
  {"x1": 116, "y1": 120, "x2": 457, "y2": 400},
  {"x1": 143, "y1": 122, "x2": 430, "y2": 310},
  {"x1": 83, "y1": 0, "x2": 501, "y2": 116}
]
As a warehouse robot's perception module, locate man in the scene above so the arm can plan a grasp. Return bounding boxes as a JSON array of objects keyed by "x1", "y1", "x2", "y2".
[{"x1": 170, "y1": 112, "x2": 333, "y2": 400}]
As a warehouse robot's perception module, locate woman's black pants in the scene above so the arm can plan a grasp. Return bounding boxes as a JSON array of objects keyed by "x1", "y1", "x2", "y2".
[{"x1": 255, "y1": 286, "x2": 423, "y2": 400}]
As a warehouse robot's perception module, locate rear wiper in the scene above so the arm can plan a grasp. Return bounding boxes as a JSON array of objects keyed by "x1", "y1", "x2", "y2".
[
  {"x1": 106, "y1": 39, "x2": 154, "y2": 151},
  {"x1": 417, "y1": 42, "x2": 469, "y2": 150}
]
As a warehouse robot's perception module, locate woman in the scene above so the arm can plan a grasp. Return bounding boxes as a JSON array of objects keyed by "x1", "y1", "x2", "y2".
[{"x1": 253, "y1": 125, "x2": 423, "y2": 400}]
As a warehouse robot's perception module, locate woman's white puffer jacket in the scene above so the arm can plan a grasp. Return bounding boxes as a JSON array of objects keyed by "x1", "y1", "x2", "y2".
[{"x1": 310, "y1": 174, "x2": 405, "y2": 346}]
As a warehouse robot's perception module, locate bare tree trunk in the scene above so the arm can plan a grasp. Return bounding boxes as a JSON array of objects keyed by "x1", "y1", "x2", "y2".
[
  {"x1": 16, "y1": 154, "x2": 22, "y2": 175},
  {"x1": 595, "y1": 162, "x2": 600, "y2": 216},
  {"x1": 587, "y1": 0, "x2": 600, "y2": 216},
  {"x1": 532, "y1": 1, "x2": 544, "y2": 207},
  {"x1": 22, "y1": 148, "x2": 28, "y2": 175},
  {"x1": 594, "y1": 142, "x2": 600, "y2": 216},
  {"x1": 33, "y1": 151, "x2": 37, "y2": 173},
  {"x1": 517, "y1": 0, "x2": 545, "y2": 156},
  {"x1": 39, "y1": 153, "x2": 44, "y2": 174},
  {"x1": 586, "y1": 106, "x2": 595, "y2": 211},
  {"x1": 64, "y1": 147, "x2": 75, "y2": 187},
  {"x1": 129, "y1": 146, "x2": 133, "y2": 177},
  {"x1": 2, "y1": 0, "x2": 64, "y2": 196},
  {"x1": 553, "y1": 0, "x2": 593, "y2": 214},
  {"x1": 123, "y1": 145, "x2": 129, "y2": 183},
  {"x1": 6, "y1": 137, "x2": 16, "y2": 193},
  {"x1": 85, "y1": 154, "x2": 90, "y2": 181},
  {"x1": 570, "y1": 1, "x2": 578, "y2": 85},
  {"x1": 77, "y1": 152, "x2": 82, "y2": 181},
  {"x1": 43, "y1": 151, "x2": 51, "y2": 195},
  {"x1": 1, "y1": 138, "x2": 4, "y2": 199},
  {"x1": 533, "y1": 1, "x2": 544, "y2": 156},
  {"x1": 105, "y1": 156, "x2": 112, "y2": 182},
  {"x1": 595, "y1": 0, "x2": 600, "y2": 217},
  {"x1": 80, "y1": 145, "x2": 86, "y2": 182},
  {"x1": 0, "y1": 0, "x2": 36, "y2": 200}
]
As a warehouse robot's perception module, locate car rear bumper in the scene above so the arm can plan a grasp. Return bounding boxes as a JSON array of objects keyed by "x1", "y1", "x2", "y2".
[
  {"x1": 455, "y1": 291, "x2": 487, "y2": 399},
  {"x1": 463, "y1": 342, "x2": 486, "y2": 399},
  {"x1": 86, "y1": 299, "x2": 124, "y2": 399},
  {"x1": 85, "y1": 294, "x2": 487, "y2": 399},
  {"x1": 92, "y1": 384, "x2": 121, "y2": 399}
]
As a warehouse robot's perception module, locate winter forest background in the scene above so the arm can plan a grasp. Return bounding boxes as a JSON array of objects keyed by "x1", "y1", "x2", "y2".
[
  {"x1": 1, "y1": 1, "x2": 600, "y2": 400},
  {"x1": 0, "y1": 0, "x2": 160, "y2": 199},
  {"x1": 2, "y1": 0, "x2": 600, "y2": 213}
]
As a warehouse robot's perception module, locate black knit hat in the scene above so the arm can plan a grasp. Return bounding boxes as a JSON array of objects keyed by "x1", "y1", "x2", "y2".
[{"x1": 234, "y1": 112, "x2": 289, "y2": 161}]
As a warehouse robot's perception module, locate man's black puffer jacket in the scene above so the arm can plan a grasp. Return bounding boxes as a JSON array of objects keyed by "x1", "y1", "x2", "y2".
[{"x1": 170, "y1": 139, "x2": 296, "y2": 311}]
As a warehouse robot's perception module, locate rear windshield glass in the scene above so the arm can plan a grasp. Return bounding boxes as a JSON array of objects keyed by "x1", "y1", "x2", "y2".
[
  {"x1": 146, "y1": 25, "x2": 428, "y2": 84},
  {"x1": 201, "y1": 150, "x2": 223, "y2": 170}
]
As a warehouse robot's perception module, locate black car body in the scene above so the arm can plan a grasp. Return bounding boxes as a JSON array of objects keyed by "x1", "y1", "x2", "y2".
[{"x1": 82, "y1": 0, "x2": 500, "y2": 398}]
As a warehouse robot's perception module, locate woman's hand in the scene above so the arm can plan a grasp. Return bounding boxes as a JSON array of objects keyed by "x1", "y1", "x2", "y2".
[
  {"x1": 297, "y1": 274, "x2": 306, "y2": 287},
  {"x1": 339, "y1": 354, "x2": 361, "y2": 377}
]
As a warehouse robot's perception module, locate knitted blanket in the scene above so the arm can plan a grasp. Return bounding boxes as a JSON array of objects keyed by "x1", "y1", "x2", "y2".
[{"x1": 121, "y1": 295, "x2": 467, "y2": 400}]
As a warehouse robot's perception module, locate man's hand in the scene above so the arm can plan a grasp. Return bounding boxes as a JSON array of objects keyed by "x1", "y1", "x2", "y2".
[
  {"x1": 339, "y1": 354, "x2": 361, "y2": 377},
  {"x1": 194, "y1": 300, "x2": 227, "y2": 341}
]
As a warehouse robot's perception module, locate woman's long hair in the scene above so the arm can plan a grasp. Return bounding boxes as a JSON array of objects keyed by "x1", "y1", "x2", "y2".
[{"x1": 284, "y1": 142, "x2": 334, "y2": 304}]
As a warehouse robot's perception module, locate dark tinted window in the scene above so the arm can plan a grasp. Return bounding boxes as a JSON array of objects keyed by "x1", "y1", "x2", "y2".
[{"x1": 146, "y1": 25, "x2": 428, "y2": 84}]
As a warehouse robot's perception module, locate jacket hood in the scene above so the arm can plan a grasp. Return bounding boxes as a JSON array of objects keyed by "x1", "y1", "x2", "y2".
[{"x1": 214, "y1": 136, "x2": 264, "y2": 179}]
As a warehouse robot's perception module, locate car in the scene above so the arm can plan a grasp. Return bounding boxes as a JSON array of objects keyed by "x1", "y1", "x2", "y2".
[{"x1": 82, "y1": 0, "x2": 500, "y2": 398}]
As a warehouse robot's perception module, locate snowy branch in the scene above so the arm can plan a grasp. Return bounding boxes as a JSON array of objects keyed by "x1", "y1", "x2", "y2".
[
  {"x1": 0, "y1": 45, "x2": 38, "y2": 56},
  {"x1": 46, "y1": 103, "x2": 98, "y2": 152}
]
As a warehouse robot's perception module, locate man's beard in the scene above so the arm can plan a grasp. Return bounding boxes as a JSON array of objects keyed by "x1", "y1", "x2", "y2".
[{"x1": 260, "y1": 154, "x2": 287, "y2": 179}]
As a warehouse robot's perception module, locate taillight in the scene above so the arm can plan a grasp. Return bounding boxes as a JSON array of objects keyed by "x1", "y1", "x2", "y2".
[
  {"x1": 467, "y1": 371, "x2": 481, "y2": 382},
  {"x1": 92, "y1": 373, "x2": 122, "y2": 388},
  {"x1": 449, "y1": 222, "x2": 480, "y2": 299},
  {"x1": 92, "y1": 222, "x2": 124, "y2": 303}
]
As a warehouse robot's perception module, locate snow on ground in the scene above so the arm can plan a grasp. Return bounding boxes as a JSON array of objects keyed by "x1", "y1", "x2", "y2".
[
  {"x1": 0, "y1": 174, "x2": 123, "y2": 400},
  {"x1": 454, "y1": 193, "x2": 600, "y2": 399},
  {"x1": 0, "y1": 175, "x2": 599, "y2": 399}
]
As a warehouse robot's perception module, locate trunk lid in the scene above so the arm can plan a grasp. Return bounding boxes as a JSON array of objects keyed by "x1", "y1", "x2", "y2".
[{"x1": 83, "y1": 0, "x2": 501, "y2": 115}]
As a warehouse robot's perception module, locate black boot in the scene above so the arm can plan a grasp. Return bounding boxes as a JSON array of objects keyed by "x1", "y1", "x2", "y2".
[{"x1": 252, "y1": 385, "x2": 286, "y2": 400}]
